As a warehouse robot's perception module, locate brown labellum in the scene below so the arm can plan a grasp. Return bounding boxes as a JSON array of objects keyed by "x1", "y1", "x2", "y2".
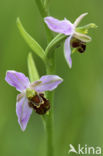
[
  {"x1": 71, "y1": 38, "x2": 86, "y2": 53},
  {"x1": 28, "y1": 93, "x2": 50, "y2": 115},
  {"x1": 77, "y1": 42, "x2": 86, "y2": 53},
  {"x1": 71, "y1": 39, "x2": 80, "y2": 48}
]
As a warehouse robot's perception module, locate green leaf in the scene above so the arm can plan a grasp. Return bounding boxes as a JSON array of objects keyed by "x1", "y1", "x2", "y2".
[
  {"x1": 17, "y1": 18, "x2": 46, "y2": 61},
  {"x1": 27, "y1": 53, "x2": 39, "y2": 82}
]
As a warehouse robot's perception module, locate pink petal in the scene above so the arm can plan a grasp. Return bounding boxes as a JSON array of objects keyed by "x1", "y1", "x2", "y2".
[
  {"x1": 74, "y1": 13, "x2": 88, "y2": 28},
  {"x1": 64, "y1": 37, "x2": 72, "y2": 68},
  {"x1": 31, "y1": 75, "x2": 63, "y2": 92},
  {"x1": 44, "y1": 16, "x2": 74, "y2": 35},
  {"x1": 5, "y1": 70, "x2": 30, "y2": 92},
  {"x1": 16, "y1": 93, "x2": 32, "y2": 131}
]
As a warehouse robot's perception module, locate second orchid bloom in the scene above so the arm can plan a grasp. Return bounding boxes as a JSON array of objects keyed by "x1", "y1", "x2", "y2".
[
  {"x1": 44, "y1": 13, "x2": 94, "y2": 68},
  {"x1": 5, "y1": 71, "x2": 63, "y2": 131}
]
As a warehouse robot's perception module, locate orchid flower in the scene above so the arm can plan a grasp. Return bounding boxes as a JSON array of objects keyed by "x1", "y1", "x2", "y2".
[
  {"x1": 5, "y1": 70, "x2": 63, "y2": 131},
  {"x1": 44, "y1": 13, "x2": 92, "y2": 68}
]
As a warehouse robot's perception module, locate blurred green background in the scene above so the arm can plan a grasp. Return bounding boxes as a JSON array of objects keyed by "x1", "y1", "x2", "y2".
[{"x1": 0, "y1": 0, "x2": 103, "y2": 156}]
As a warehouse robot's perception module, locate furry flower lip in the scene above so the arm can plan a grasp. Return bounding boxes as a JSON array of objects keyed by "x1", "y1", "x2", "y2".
[
  {"x1": 5, "y1": 70, "x2": 63, "y2": 131},
  {"x1": 44, "y1": 13, "x2": 92, "y2": 68},
  {"x1": 28, "y1": 93, "x2": 50, "y2": 115},
  {"x1": 71, "y1": 38, "x2": 86, "y2": 53}
]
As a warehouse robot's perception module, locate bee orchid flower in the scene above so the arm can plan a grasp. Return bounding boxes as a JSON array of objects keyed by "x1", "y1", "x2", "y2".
[
  {"x1": 5, "y1": 70, "x2": 63, "y2": 131},
  {"x1": 44, "y1": 13, "x2": 92, "y2": 68}
]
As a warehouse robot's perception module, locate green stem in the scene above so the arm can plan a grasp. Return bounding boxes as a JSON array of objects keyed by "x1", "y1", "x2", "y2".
[
  {"x1": 45, "y1": 53, "x2": 56, "y2": 156},
  {"x1": 35, "y1": 0, "x2": 53, "y2": 42},
  {"x1": 45, "y1": 91, "x2": 54, "y2": 156},
  {"x1": 44, "y1": 0, "x2": 50, "y2": 8},
  {"x1": 35, "y1": 0, "x2": 48, "y2": 17},
  {"x1": 34, "y1": 1, "x2": 55, "y2": 156}
]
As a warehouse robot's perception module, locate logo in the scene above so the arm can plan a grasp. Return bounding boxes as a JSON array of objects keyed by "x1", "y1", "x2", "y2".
[{"x1": 68, "y1": 144, "x2": 101, "y2": 155}]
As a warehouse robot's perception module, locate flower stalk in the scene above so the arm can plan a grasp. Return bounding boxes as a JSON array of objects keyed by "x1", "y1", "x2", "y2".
[
  {"x1": 34, "y1": 1, "x2": 57, "y2": 156},
  {"x1": 35, "y1": 0, "x2": 53, "y2": 42},
  {"x1": 44, "y1": 90, "x2": 54, "y2": 156},
  {"x1": 45, "y1": 50, "x2": 56, "y2": 156},
  {"x1": 44, "y1": 45, "x2": 55, "y2": 156}
]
